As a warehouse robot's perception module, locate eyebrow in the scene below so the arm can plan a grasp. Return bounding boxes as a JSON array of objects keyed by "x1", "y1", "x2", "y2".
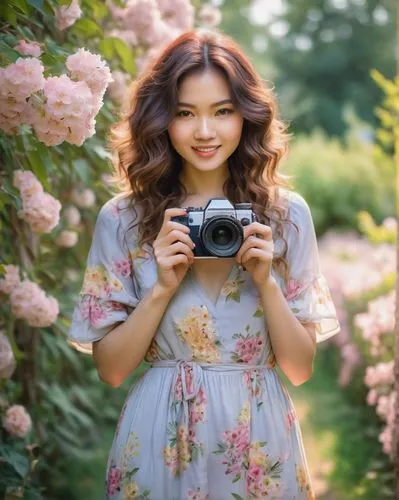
[{"x1": 176, "y1": 99, "x2": 234, "y2": 108}]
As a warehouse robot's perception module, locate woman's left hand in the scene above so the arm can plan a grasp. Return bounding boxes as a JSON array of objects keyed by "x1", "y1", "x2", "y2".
[{"x1": 235, "y1": 222, "x2": 274, "y2": 289}]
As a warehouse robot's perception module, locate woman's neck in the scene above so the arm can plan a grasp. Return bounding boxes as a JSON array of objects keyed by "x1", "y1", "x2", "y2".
[{"x1": 180, "y1": 162, "x2": 229, "y2": 200}]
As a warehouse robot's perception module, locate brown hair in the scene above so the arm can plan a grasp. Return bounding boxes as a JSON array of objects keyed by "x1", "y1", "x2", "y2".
[{"x1": 108, "y1": 28, "x2": 296, "y2": 281}]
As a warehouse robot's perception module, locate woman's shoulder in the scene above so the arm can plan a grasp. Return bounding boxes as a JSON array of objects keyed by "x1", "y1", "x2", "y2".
[
  {"x1": 274, "y1": 187, "x2": 311, "y2": 221},
  {"x1": 97, "y1": 192, "x2": 142, "y2": 230}
]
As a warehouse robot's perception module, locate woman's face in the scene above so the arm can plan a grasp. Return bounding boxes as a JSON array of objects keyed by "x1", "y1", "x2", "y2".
[{"x1": 168, "y1": 68, "x2": 244, "y2": 175}]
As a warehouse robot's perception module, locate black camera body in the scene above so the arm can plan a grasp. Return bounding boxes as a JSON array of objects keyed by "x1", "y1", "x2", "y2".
[{"x1": 171, "y1": 197, "x2": 258, "y2": 258}]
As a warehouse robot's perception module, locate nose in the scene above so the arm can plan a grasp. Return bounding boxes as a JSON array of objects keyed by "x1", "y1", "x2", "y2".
[{"x1": 194, "y1": 117, "x2": 216, "y2": 141}]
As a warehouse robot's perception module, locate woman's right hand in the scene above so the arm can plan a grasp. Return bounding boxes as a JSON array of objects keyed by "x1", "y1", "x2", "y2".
[{"x1": 152, "y1": 208, "x2": 195, "y2": 295}]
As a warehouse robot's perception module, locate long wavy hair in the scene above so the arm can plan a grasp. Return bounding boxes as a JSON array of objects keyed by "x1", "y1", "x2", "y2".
[{"x1": 108, "y1": 29, "x2": 297, "y2": 281}]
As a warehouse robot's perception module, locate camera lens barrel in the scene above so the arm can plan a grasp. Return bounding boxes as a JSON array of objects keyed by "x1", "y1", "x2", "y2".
[{"x1": 199, "y1": 216, "x2": 243, "y2": 257}]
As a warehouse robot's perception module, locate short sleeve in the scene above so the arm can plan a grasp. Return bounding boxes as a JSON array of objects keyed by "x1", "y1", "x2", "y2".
[
  {"x1": 282, "y1": 192, "x2": 340, "y2": 343},
  {"x1": 68, "y1": 200, "x2": 140, "y2": 355}
]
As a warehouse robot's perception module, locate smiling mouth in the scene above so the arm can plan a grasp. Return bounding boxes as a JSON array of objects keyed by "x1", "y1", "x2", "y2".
[{"x1": 192, "y1": 146, "x2": 221, "y2": 152}]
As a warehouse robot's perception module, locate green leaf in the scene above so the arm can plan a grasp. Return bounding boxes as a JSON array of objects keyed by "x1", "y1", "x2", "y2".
[
  {"x1": 98, "y1": 38, "x2": 115, "y2": 60},
  {"x1": 8, "y1": 0, "x2": 30, "y2": 14},
  {"x1": 72, "y1": 18, "x2": 102, "y2": 38},
  {"x1": 0, "y1": 448, "x2": 29, "y2": 477},
  {"x1": 27, "y1": 150, "x2": 50, "y2": 191},
  {"x1": 231, "y1": 494, "x2": 244, "y2": 500},
  {"x1": 0, "y1": 6, "x2": 18, "y2": 26},
  {"x1": 0, "y1": 40, "x2": 21, "y2": 62},
  {"x1": 72, "y1": 158, "x2": 91, "y2": 184},
  {"x1": 26, "y1": 0, "x2": 44, "y2": 9},
  {"x1": 112, "y1": 37, "x2": 136, "y2": 75}
]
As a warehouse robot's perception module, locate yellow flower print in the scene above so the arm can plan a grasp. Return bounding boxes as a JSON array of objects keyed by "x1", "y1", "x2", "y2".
[
  {"x1": 238, "y1": 401, "x2": 251, "y2": 425},
  {"x1": 175, "y1": 305, "x2": 221, "y2": 363},
  {"x1": 80, "y1": 265, "x2": 123, "y2": 298},
  {"x1": 144, "y1": 338, "x2": 159, "y2": 362},
  {"x1": 221, "y1": 273, "x2": 245, "y2": 302},
  {"x1": 123, "y1": 481, "x2": 139, "y2": 499},
  {"x1": 295, "y1": 463, "x2": 315, "y2": 499}
]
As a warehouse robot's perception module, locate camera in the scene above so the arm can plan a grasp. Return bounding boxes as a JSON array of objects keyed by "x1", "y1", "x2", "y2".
[{"x1": 171, "y1": 197, "x2": 258, "y2": 258}]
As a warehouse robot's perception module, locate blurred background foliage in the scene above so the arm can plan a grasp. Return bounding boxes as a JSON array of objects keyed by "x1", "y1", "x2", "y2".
[{"x1": 0, "y1": 0, "x2": 396, "y2": 499}]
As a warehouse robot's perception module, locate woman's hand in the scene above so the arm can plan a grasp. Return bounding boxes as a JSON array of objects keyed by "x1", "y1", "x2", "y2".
[
  {"x1": 152, "y1": 208, "x2": 195, "y2": 295},
  {"x1": 235, "y1": 222, "x2": 274, "y2": 289}
]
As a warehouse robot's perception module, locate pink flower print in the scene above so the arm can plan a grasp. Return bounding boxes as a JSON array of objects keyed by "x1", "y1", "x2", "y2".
[
  {"x1": 231, "y1": 328, "x2": 264, "y2": 364},
  {"x1": 80, "y1": 295, "x2": 107, "y2": 327},
  {"x1": 112, "y1": 258, "x2": 132, "y2": 278},
  {"x1": 284, "y1": 278, "x2": 307, "y2": 301},
  {"x1": 286, "y1": 409, "x2": 296, "y2": 434},
  {"x1": 106, "y1": 465, "x2": 122, "y2": 496}
]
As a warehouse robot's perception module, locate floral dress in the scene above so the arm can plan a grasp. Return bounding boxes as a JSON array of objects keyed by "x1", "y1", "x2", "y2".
[{"x1": 68, "y1": 189, "x2": 340, "y2": 500}]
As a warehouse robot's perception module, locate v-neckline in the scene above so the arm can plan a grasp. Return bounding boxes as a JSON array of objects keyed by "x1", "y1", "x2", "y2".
[{"x1": 188, "y1": 261, "x2": 238, "y2": 311}]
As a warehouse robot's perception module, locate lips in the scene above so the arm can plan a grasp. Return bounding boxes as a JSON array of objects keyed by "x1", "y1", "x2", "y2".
[{"x1": 192, "y1": 146, "x2": 220, "y2": 152}]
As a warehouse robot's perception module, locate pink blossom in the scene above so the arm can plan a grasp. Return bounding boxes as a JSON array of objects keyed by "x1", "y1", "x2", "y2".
[
  {"x1": 107, "y1": 70, "x2": 130, "y2": 104},
  {"x1": 10, "y1": 280, "x2": 59, "y2": 327},
  {"x1": 55, "y1": 230, "x2": 78, "y2": 247},
  {"x1": 366, "y1": 389, "x2": 378, "y2": 406},
  {"x1": 198, "y1": 4, "x2": 222, "y2": 27},
  {"x1": 70, "y1": 187, "x2": 96, "y2": 208},
  {"x1": 0, "y1": 57, "x2": 44, "y2": 99},
  {"x1": 28, "y1": 74, "x2": 99, "y2": 147},
  {"x1": 64, "y1": 205, "x2": 81, "y2": 226},
  {"x1": 157, "y1": 0, "x2": 194, "y2": 30},
  {"x1": 106, "y1": 465, "x2": 122, "y2": 496},
  {"x1": 0, "y1": 265, "x2": 21, "y2": 295},
  {"x1": 0, "y1": 331, "x2": 16, "y2": 379},
  {"x1": 364, "y1": 361, "x2": 394, "y2": 388},
  {"x1": 55, "y1": 0, "x2": 82, "y2": 31},
  {"x1": 2, "y1": 404, "x2": 32, "y2": 437},
  {"x1": 382, "y1": 217, "x2": 396, "y2": 231},
  {"x1": 14, "y1": 40, "x2": 42, "y2": 57},
  {"x1": 66, "y1": 48, "x2": 113, "y2": 96},
  {"x1": 13, "y1": 170, "x2": 42, "y2": 198}
]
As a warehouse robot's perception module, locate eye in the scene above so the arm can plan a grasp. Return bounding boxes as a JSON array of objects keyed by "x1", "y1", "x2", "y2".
[
  {"x1": 176, "y1": 110, "x2": 193, "y2": 118},
  {"x1": 216, "y1": 108, "x2": 234, "y2": 116}
]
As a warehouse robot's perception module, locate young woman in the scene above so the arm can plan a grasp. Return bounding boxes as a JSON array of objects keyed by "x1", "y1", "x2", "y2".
[{"x1": 68, "y1": 29, "x2": 340, "y2": 500}]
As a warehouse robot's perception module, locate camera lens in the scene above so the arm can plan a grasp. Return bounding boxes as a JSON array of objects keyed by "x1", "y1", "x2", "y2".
[{"x1": 200, "y1": 216, "x2": 243, "y2": 257}]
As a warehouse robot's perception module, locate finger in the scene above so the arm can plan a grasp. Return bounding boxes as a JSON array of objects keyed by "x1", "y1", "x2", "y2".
[
  {"x1": 159, "y1": 241, "x2": 194, "y2": 261},
  {"x1": 243, "y1": 222, "x2": 272, "y2": 240},
  {"x1": 158, "y1": 208, "x2": 188, "y2": 237},
  {"x1": 165, "y1": 229, "x2": 195, "y2": 249},
  {"x1": 154, "y1": 229, "x2": 194, "y2": 252},
  {"x1": 241, "y1": 248, "x2": 272, "y2": 265},
  {"x1": 236, "y1": 236, "x2": 270, "y2": 263},
  {"x1": 158, "y1": 253, "x2": 190, "y2": 270}
]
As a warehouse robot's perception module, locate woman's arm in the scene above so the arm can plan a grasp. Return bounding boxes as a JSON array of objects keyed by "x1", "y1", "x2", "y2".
[
  {"x1": 259, "y1": 276, "x2": 316, "y2": 386},
  {"x1": 93, "y1": 284, "x2": 174, "y2": 388}
]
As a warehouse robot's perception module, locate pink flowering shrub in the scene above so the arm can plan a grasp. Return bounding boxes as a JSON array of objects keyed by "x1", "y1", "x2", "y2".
[
  {"x1": 318, "y1": 214, "x2": 396, "y2": 463},
  {"x1": 13, "y1": 170, "x2": 62, "y2": 233},
  {"x1": 2, "y1": 404, "x2": 32, "y2": 438},
  {"x1": 14, "y1": 40, "x2": 42, "y2": 57},
  {"x1": 0, "y1": 330, "x2": 16, "y2": 379},
  {"x1": 0, "y1": 264, "x2": 59, "y2": 327},
  {"x1": 55, "y1": 0, "x2": 82, "y2": 31}
]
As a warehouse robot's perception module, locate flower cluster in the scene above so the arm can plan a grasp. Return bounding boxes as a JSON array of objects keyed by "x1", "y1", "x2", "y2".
[
  {"x1": 13, "y1": 170, "x2": 61, "y2": 234},
  {"x1": 14, "y1": 40, "x2": 42, "y2": 57},
  {"x1": 70, "y1": 187, "x2": 96, "y2": 208},
  {"x1": 0, "y1": 330, "x2": 16, "y2": 379},
  {"x1": 0, "y1": 264, "x2": 59, "y2": 327},
  {"x1": 2, "y1": 404, "x2": 32, "y2": 438},
  {"x1": 55, "y1": 0, "x2": 82, "y2": 31},
  {"x1": 0, "y1": 57, "x2": 44, "y2": 134},
  {"x1": 0, "y1": 48, "x2": 112, "y2": 146}
]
